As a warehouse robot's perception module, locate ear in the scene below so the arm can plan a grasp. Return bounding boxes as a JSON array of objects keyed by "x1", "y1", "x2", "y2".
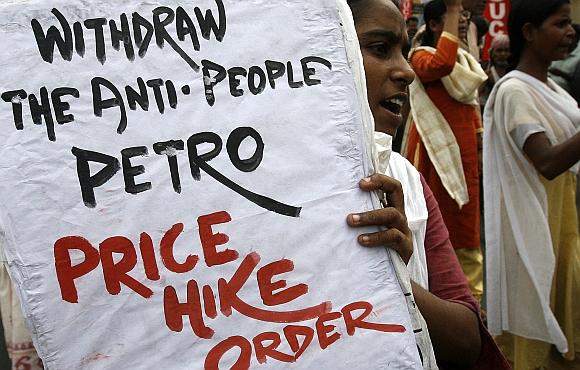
[{"x1": 522, "y1": 23, "x2": 536, "y2": 42}]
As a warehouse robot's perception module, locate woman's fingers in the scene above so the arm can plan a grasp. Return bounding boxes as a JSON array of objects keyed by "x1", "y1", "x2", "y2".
[
  {"x1": 347, "y1": 207, "x2": 407, "y2": 231},
  {"x1": 347, "y1": 208, "x2": 413, "y2": 263},
  {"x1": 358, "y1": 174, "x2": 406, "y2": 217},
  {"x1": 347, "y1": 174, "x2": 414, "y2": 264},
  {"x1": 357, "y1": 228, "x2": 413, "y2": 263}
]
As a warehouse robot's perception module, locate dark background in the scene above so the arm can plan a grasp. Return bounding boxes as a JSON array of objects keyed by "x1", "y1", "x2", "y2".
[{"x1": 0, "y1": 319, "x2": 9, "y2": 368}]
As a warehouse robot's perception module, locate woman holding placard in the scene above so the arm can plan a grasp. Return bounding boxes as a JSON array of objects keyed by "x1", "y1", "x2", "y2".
[{"x1": 345, "y1": 0, "x2": 509, "y2": 368}]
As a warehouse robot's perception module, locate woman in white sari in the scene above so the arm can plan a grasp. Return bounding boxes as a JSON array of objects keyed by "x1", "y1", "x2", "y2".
[{"x1": 483, "y1": 0, "x2": 580, "y2": 368}]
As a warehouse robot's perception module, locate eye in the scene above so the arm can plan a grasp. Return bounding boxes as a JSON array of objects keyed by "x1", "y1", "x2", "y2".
[
  {"x1": 367, "y1": 42, "x2": 391, "y2": 58},
  {"x1": 556, "y1": 19, "x2": 571, "y2": 28}
]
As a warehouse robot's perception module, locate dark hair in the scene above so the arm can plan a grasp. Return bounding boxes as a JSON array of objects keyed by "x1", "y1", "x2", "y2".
[
  {"x1": 508, "y1": 0, "x2": 570, "y2": 70},
  {"x1": 347, "y1": 0, "x2": 365, "y2": 23},
  {"x1": 473, "y1": 16, "x2": 489, "y2": 41},
  {"x1": 422, "y1": 0, "x2": 447, "y2": 47},
  {"x1": 573, "y1": 23, "x2": 580, "y2": 44},
  {"x1": 348, "y1": 0, "x2": 401, "y2": 24},
  {"x1": 406, "y1": 16, "x2": 419, "y2": 23}
]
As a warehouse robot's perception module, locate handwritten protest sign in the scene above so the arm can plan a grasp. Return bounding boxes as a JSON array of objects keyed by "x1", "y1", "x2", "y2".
[{"x1": 0, "y1": 0, "x2": 422, "y2": 368}]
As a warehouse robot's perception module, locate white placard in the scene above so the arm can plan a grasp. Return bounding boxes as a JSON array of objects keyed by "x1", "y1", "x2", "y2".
[{"x1": 0, "y1": 1, "x2": 421, "y2": 368}]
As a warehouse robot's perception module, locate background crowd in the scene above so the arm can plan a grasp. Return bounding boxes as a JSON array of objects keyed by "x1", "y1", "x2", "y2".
[{"x1": 394, "y1": 0, "x2": 580, "y2": 368}]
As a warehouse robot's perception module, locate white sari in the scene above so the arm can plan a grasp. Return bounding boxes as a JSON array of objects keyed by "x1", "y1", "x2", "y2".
[{"x1": 483, "y1": 70, "x2": 580, "y2": 353}]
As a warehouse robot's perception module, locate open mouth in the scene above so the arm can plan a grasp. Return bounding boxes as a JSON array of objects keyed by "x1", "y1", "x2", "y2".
[{"x1": 380, "y1": 96, "x2": 406, "y2": 116}]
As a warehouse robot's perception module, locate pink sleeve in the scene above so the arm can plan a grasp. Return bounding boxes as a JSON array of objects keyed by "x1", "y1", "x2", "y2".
[{"x1": 420, "y1": 175, "x2": 511, "y2": 369}]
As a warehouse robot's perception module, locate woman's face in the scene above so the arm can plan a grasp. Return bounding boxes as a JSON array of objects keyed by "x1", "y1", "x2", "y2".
[
  {"x1": 529, "y1": 4, "x2": 576, "y2": 62},
  {"x1": 492, "y1": 45, "x2": 510, "y2": 67},
  {"x1": 458, "y1": 10, "x2": 469, "y2": 41},
  {"x1": 354, "y1": 0, "x2": 415, "y2": 135},
  {"x1": 429, "y1": 8, "x2": 469, "y2": 41}
]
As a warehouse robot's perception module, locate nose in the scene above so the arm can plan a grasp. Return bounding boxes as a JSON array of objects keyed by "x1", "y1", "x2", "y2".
[
  {"x1": 568, "y1": 24, "x2": 576, "y2": 39},
  {"x1": 391, "y1": 55, "x2": 415, "y2": 88}
]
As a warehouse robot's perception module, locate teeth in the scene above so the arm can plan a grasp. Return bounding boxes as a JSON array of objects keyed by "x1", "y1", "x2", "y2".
[{"x1": 384, "y1": 97, "x2": 405, "y2": 108}]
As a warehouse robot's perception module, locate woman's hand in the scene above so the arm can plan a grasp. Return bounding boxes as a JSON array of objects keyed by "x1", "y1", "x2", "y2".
[
  {"x1": 346, "y1": 174, "x2": 413, "y2": 264},
  {"x1": 444, "y1": 0, "x2": 462, "y2": 8}
]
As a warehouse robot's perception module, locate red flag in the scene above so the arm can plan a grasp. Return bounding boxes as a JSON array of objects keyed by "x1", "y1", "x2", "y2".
[
  {"x1": 482, "y1": 0, "x2": 511, "y2": 61},
  {"x1": 402, "y1": 0, "x2": 413, "y2": 19}
]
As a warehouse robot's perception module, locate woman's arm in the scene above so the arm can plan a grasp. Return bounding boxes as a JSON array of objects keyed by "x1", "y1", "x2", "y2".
[
  {"x1": 523, "y1": 131, "x2": 580, "y2": 180},
  {"x1": 418, "y1": 176, "x2": 511, "y2": 368},
  {"x1": 410, "y1": 1, "x2": 462, "y2": 83},
  {"x1": 442, "y1": 1, "x2": 462, "y2": 41},
  {"x1": 414, "y1": 175, "x2": 481, "y2": 367},
  {"x1": 411, "y1": 281, "x2": 481, "y2": 366}
]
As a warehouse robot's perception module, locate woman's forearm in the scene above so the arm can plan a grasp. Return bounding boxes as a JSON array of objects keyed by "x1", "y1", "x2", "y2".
[
  {"x1": 411, "y1": 280, "x2": 481, "y2": 367},
  {"x1": 442, "y1": 4, "x2": 461, "y2": 39},
  {"x1": 523, "y1": 131, "x2": 580, "y2": 180}
]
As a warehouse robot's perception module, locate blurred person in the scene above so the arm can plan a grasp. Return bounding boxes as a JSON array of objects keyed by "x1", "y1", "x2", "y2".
[
  {"x1": 462, "y1": 0, "x2": 486, "y2": 17},
  {"x1": 550, "y1": 23, "x2": 580, "y2": 101},
  {"x1": 486, "y1": 34, "x2": 510, "y2": 83},
  {"x1": 0, "y1": 241, "x2": 43, "y2": 370},
  {"x1": 406, "y1": 16, "x2": 420, "y2": 44},
  {"x1": 461, "y1": 0, "x2": 484, "y2": 59},
  {"x1": 480, "y1": 34, "x2": 510, "y2": 106},
  {"x1": 472, "y1": 16, "x2": 489, "y2": 56},
  {"x1": 483, "y1": 0, "x2": 580, "y2": 368},
  {"x1": 404, "y1": 0, "x2": 487, "y2": 303}
]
